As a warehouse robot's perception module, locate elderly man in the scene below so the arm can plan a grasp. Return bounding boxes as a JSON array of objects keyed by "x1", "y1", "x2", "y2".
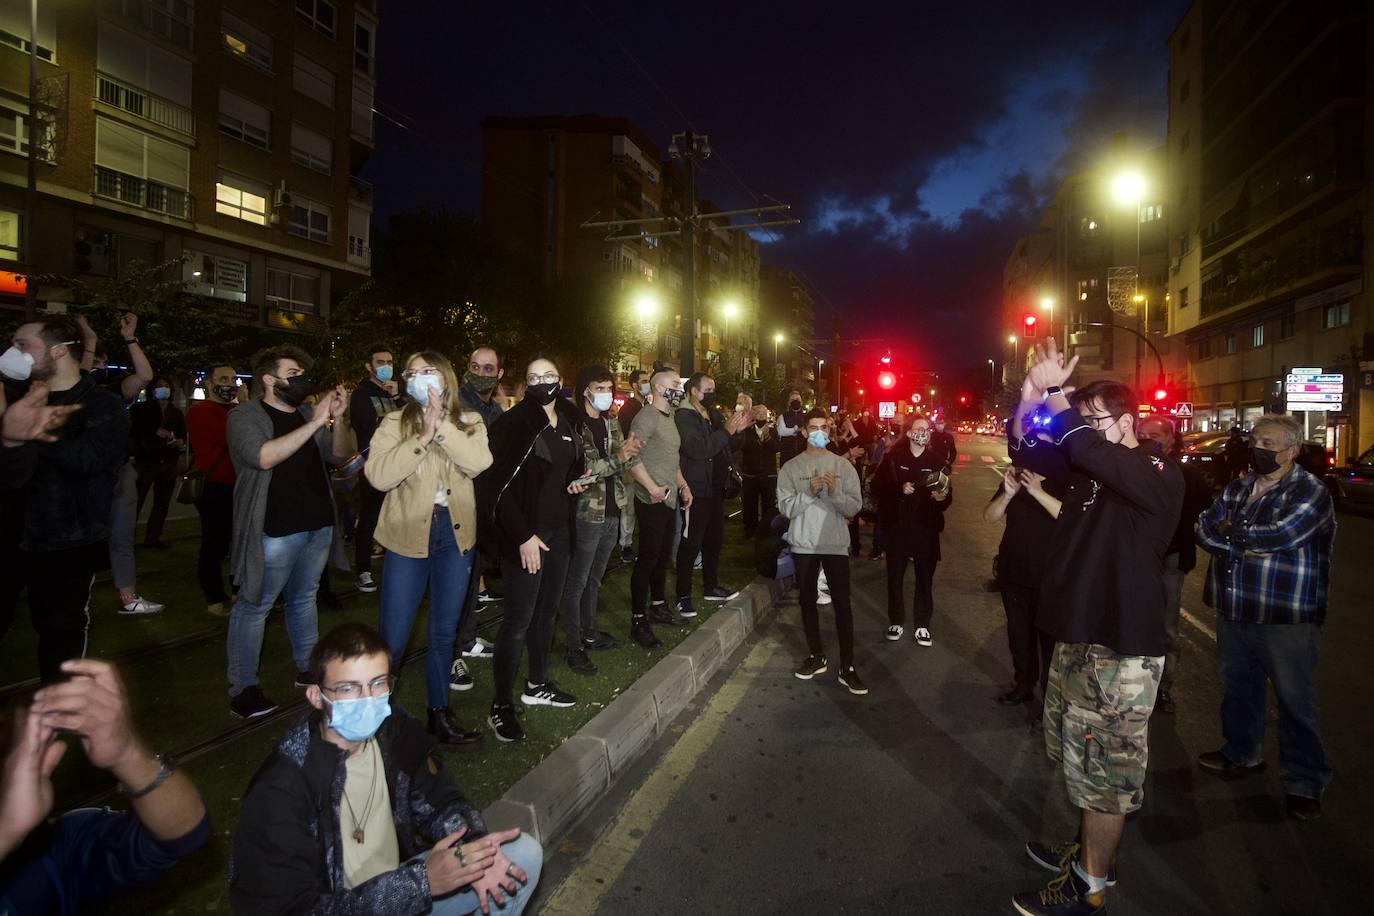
[{"x1": 1196, "y1": 414, "x2": 1335, "y2": 821}]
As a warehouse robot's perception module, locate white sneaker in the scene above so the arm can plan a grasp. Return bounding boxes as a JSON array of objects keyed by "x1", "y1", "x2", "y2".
[
  {"x1": 120, "y1": 596, "x2": 165, "y2": 615},
  {"x1": 355, "y1": 572, "x2": 377, "y2": 593},
  {"x1": 461, "y1": 637, "x2": 494, "y2": 659},
  {"x1": 914, "y1": 627, "x2": 933, "y2": 647},
  {"x1": 885, "y1": 625, "x2": 903, "y2": 641}
]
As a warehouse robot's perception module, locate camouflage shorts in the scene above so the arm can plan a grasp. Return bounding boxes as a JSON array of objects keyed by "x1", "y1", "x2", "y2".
[{"x1": 1043, "y1": 642, "x2": 1163, "y2": 815}]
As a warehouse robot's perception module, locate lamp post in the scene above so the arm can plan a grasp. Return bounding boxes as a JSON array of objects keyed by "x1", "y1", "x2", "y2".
[
  {"x1": 773, "y1": 332, "x2": 783, "y2": 366},
  {"x1": 1007, "y1": 334, "x2": 1018, "y2": 377},
  {"x1": 987, "y1": 358, "x2": 996, "y2": 390},
  {"x1": 722, "y1": 301, "x2": 739, "y2": 374},
  {"x1": 1112, "y1": 170, "x2": 1146, "y2": 392},
  {"x1": 1040, "y1": 295, "x2": 1056, "y2": 350}
]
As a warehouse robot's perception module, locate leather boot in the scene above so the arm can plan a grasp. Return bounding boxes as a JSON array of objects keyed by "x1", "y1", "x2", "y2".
[{"x1": 428, "y1": 707, "x2": 483, "y2": 749}]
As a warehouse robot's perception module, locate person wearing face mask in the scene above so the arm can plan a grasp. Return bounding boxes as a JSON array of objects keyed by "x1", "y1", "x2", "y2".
[
  {"x1": 225, "y1": 346, "x2": 352, "y2": 720},
  {"x1": 367, "y1": 352, "x2": 490, "y2": 748},
  {"x1": 1195, "y1": 414, "x2": 1335, "y2": 822},
  {"x1": 741, "y1": 403, "x2": 781, "y2": 537},
  {"x1": 776, "y1": 389, "x2": 807, "y2": 464},
  {"x1": 2, "y1": 317, "x2": 130, "y2": 684},
  {"x1": 185, "y1": 364, "x2": 241, "y2": 617},
  {"x1": 478, "y1": 356, "x2": 586, "y2": 743},
  {"x1": 558, "y1": 365, "x2": 644, "y2": 674},
  {"x1": 614, "y1": 368, "x2": 651, "y2": 564},
  {"x1": 872, "y1": 415, "x2": 952, "y2": 648},
  {"x1": 232, "y1": 623, "x2": 542, "y2": 914},
  {"x1": 929, "y1": 415, "x2": 958, "y2": 471},
  {"x1": 1007, "y1": 341, "x2": 1183, "y2": 916},
  {"x1": 348, "y1": 345, "x2": 405, "y2": 596},
  {"x1": 128, "y1": 375, "x2": 185, "y2": 551}
]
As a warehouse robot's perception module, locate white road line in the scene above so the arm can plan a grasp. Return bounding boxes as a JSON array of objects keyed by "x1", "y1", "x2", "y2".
[{"x1": 1180, "y1": 606, "x2": 1216, "y2": 642}]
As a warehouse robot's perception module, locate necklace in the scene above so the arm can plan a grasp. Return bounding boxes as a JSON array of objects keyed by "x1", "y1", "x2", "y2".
[{"x1": 341, "y1": 741, "x2": 380, "y2": 844}]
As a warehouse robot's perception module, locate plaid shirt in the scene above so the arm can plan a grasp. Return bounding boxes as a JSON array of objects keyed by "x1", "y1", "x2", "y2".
[{"x1": 1196, "y1": 463, "x2": 1335, "y2": 625}]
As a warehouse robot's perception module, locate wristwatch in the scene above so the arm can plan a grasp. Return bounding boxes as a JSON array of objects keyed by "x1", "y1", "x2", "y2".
[
  {"x1": 118, "y1": 753, "x2": 175, "y2": 798},
  {"x1": 1044, "y1": 385, "x2": 1064, "y2": 400}
]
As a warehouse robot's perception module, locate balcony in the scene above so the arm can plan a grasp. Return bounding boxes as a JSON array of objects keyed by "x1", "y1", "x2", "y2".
[
  {"x1": 93, "y1": 166, "x2": 193, "y2": 220},
  {"x1": 107, "y1": 0, "x2": 193, "y2": 49},
  {"x1": 96, "y1": 72, "x2": 196, "y2": 138},
  {"x1": 348, "y1": 175, "x2": 374, "y2": 205},
  {"x1": 1200, "y1": 214, "x2": 1362, "y2": 318}
]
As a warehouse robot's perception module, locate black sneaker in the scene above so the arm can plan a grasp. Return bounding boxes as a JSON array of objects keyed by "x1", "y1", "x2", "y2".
[
  {"x1": 1286, "y1": 794, "x2": 1322, "y2": 821},
  {"x1": 449, "y1": 658, "x2": 473, "y2": 691},
  {"x1": 1012, "y1": 859, "x2": 1106, "y2": 915},
  {"x1": 631, "y1": 618, "x2": 662, "y2": 648},
  {"x1": 675, "y1": 597, "x2": 698, "y2": 618},
  {"x1": 621, "y1": 546, "x2": 635, "y2": 564},
  {"x1": 793, "y1": 654, "x2": 828, "y2": 680},
  {"x1": 521, "y1": 679, "x2": 577, "y2": 708},
  {"x1": 703, "y1": 586, "x2": 738, "y2": 602},
  {"x1": 1197, "y1": 750, "x2": 1266, "y2": 779},
  {"x1": 583, "y1": 630, "x2": 621, "y2": 651},
  {"x1": 648, "y1": 604, "x2": 686, "y2": 628},
  {"x1": 294, "y1": 670, "x2": 318, "y2": 688},
  {"x1": 488, "y1": 702, "x2": 524, "y2": 742},
  {"x1": 1025, "y1": 840, "x2": 1116, "y2": 885},
  {"x1": 838, "y1": 666, "x2": 868, "y2": 695},
  {"x1": 477, "y1": 589, "x2": 502, "y2": 604},
  {"x1": 565, "y1": 648, "x2": 598, "y2": 676},
  {"x1": 230, "y1": 686, "x2": 278, "y2": 719}
]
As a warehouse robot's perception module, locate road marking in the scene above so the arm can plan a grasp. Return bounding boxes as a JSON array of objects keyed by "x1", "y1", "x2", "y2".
[
  {"x1": 540, "y1": 637, "x2": 780, "y2": 915},
  {"x1": 981, "y1": 455, "x2": 995, "y2": 463},
  {"x1": 1180, "y1": 606, "x2": 1216, "y2": 642}
]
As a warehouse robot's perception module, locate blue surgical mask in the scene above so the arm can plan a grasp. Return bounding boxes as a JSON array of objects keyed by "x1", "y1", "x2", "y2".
[
  {"x1": 325, "y1": 693, "x2": 392, "y2": 742},
  {"x1": 637, "y1": 382, "x2": 651, "y2": 397},
  {"x1": 591, "y1": 392, "x2": 614, "y2": 412},
  {"x1": 374, "y1": 365, "x2": 393, "y2": 383},
  {"x1": 406, "y1": 374, "x2": 442, "y2": 404},
  {"x1": 153, "y1": 386, "x2": 170, "y2": 401},
  {"x1": 807, "y1": 430, "x2": 830, "y2": 449}
]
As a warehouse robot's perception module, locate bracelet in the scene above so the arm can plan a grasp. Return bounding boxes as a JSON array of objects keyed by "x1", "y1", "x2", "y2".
[
  {"x1": 123, "y1": 337, "x2": 139, "y2": 346},
  {"x1": 118, "y1": 754, "x2": 175, "y2": 798}
]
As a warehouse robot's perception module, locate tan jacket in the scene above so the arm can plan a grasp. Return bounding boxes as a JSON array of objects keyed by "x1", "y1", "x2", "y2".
[{"x1": 364, "y1": 410, "x2": 492, "y2": 557}]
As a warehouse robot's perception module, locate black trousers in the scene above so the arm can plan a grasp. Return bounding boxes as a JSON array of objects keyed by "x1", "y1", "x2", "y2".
[
  {"x1": 675, "y1": 496, "x2": 724, "y2": 599},
  {"x1": 796, "y1": 554, "x2": 854, "y2": 667},
  {"x1": 1000, "y1": 584, "x2": 1055, "y2": 695},
  {"x1": 493, "y1": 530, "x2": 571, "y2": 704},
  {"x1": 194, "y1": 482, "x2": 234, "y2": 604},
  {"x1": 455, "y1": 545, "x2": 494, "y2": 652},
  {"x1": 354, "y1": 476, "x2": 386, "y2": 576},
  {"x1": 887, "y1": 543, "x2": 938, "y2": 629},
  {"x1": 23, "y1": 542, "x2": 105, "y2": 684},
  {"x1": 740, "y1": 474, "x2": 776, "y2": 537},
  {"x1": 134, "y1": 459, "x2": 177, "y2": 543},
  {"x1": 631, "y1": 501, "x2": 675, "y2": 615}
]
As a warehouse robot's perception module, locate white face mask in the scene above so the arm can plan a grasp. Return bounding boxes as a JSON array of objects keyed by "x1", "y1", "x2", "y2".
[
  {"x1": 590, "y1": 391, "x2": 614, "y2": 412},
  {"x1": 0, "y1": 346, "x2": 33, "y2": 381}
]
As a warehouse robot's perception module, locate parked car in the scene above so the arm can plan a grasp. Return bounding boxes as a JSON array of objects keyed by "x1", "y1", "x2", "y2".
[
  {"x1": 1179, "y1": 432, "x2": 1231, "y2": 490},
  {"x1": 1324, "y1": 445, "x2": 1374, "y2": 511}
]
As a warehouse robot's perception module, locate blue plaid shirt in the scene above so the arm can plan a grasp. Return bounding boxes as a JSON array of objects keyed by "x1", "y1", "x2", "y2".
[{"x1": 1196, "y1": 463, "x2": 1335, "y2": 625}]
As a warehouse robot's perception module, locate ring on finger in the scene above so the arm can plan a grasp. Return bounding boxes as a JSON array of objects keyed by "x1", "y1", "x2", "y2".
[{"x1": 454, "y1": 846, "x2": 467, "y2": 865}]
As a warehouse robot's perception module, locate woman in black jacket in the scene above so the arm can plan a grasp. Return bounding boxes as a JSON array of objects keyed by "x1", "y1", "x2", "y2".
[
  {"x1": 480, "y1": 355, "x2": 587, "y2": 743},
  {"x1": 872, "y1": 414, "x2": 952, "y2": 647}
]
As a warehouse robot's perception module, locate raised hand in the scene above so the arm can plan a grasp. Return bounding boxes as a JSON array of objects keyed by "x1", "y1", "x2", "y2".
[
  {"x1": 0, "y1": 707, "x2": 67, "y2": 858},
  {"x1": 30, "y1": 659, "x2": 140, "y2": 772},
  {"x1": 119, "y1": 312, "x2": 139, "y2": 341},
  {"x1": 420, "y1": 393, "x2": 443, "y2": 445},
  {"x1": 1027, "y1": 338, "x2": 1078, "y2": 394},
  {"x1": 1002, "y1": 468, "x2": 1022, "y2": 496},
  {"x1": 1, "y1": 383, "x2": 82, "y2": 445}
]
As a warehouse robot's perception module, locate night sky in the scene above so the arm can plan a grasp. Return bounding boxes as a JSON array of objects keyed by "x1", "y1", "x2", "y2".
[{"x1": 367, "y1": 0, "x2": 1190, "y2": 376}]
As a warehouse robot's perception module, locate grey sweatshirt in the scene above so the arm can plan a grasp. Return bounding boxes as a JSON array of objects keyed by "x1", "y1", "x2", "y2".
[{"x1": 776, "y1": 450, "x2": 862, "y2": 555}]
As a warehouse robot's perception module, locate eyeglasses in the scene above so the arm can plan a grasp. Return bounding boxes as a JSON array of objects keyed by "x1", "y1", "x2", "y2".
[
  {"x1": 527, "y1": 371, "x2": 561, "y2": 385},
  {"x1": 321, "y1": 674, "x2": 396, "y2": 699},
  {"x1": 1084, "y1": 414, "x2": 1116, "y2": 427},
  {"x1": 402, "y1": 367, "x2": 441, "y2": 380}
]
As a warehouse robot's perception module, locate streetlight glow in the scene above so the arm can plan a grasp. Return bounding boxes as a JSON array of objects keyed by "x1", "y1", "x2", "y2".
[
  {"x1": 1007, "y1": 335, "x2": 1017, "y2": 344},
  {"x1": 722, "y1": 301, "x2": 740, "y2": 320},
  {"x1": 773, "y1": 332, "x2": 784, "y2": 343},
  {"x1": 1040, "y1": 296, "x2": 1054, "y2": 311},
  {"x1": 1111, "y1": 170, "x2": 1146, "y2": 205},
  {"x1": 633, "y1": 292, "x2": 659, "y2": 320}
]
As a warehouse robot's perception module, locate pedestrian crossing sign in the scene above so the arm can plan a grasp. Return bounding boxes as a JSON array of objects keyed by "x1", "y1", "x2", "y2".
[{"x1": 1174, "y1": 402, "x2": 1193, "y2": 417}]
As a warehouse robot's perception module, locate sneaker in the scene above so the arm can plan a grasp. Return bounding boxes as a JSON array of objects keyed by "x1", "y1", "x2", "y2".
[
  {"x1": 230, "y1": 686, "x2": 278, "y2": 719},
  {"x1": 294, "y1": 670, "x2": 318, "y2": 688},
  {"x1": 1156, "y1": 688, "x2": 1176, "y2": 714},
  {"x1": 649, "y1": 604, "x2": 686, "y2": 628},
  {"x1": 621, "y1": 546, "x2": 635, "y2": 564},
  {"x1": 565, "y1": 648, "x2": 598, "y2": 676},
  {"x1": 521, "y1": 679, "x2": 577, "y2": 708},
  {"x1": 1286, "y1": 794, "x2": 1322, "y2": 821},
  {"x1": 1025, "y1": 840, "x2": 1117, "y2": 885},
  {"x1": 461, "y1": 637, "x2": 495, "y2": 659},
  {"x1": 477, "y1": 589, "x2": 502, "y2": 604},
  {"x1": 703, "y1": 586, "x2": 738, "y2": 602},
  {"x1": 355, "y1": 572, "x2": 377, "y2": 593},
  {"x1": 1012, "y1": 862, "x2": 1106, "y2": 916},
  {"x1": 837, "y1": 666, "x2": 868, "y2": 695},
  {"x1": 675, "y1": 597, "x2": 698, "y2": 618},
  {"x1": 884, "y1": 625, "x2": 904, "y2": 642},
  {"x1": 1196, "y1": 750, "x2": 1266, "y2": 779},
  {"x1": 119, "y1": 596, "x2": 165, "y2": 615},
  {"x1": 914, "y1": 627, "x2": 933, "y2": 647},
  {"x1": 449, "y1": 658, "x2": 474, "y2": 691},
  {"x1": 693, "y1": 554, "x2": 703, "y2": 570},
  {"x1": 793, "y1": 654, "x2": 828, "y2": 680},
  {"x1": 868, "y1": 548, "x2": 884, "y2": 560},
  {"x1": 488, "y1": 702, "x2": 524, "y2": 742},
  {"x1": 583, "y1": 630, "x2": 621, "y2": 651},
  {"x1": 631, "y1": 618, "x2": 663, "y2": 648},
  {"x1": 370, "y1": 545, "x2": 385, "y2": 559}
]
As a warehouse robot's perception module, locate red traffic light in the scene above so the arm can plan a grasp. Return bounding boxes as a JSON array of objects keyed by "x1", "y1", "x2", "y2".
[
  {"x1": 877, "y1": 370, "x2": 897, "y2": 390},
  {"x1": 1153, "y1": 388, "x2": 1168, "y2": 402},
  {"x1": 958, "y1": 395, "x2": 968, "y2": 404},
  {"x1": 1021, "y1": 314, "x2": 1038, "y2": 338}
]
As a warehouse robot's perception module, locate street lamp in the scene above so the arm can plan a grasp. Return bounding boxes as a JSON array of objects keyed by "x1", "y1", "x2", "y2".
[
  {"x1": 1008, "y1": 334, "x2": 1018, "y2": 369},
  {"x1": 1113, "y1": 169, "x2": 1147, "y2": 391},
  {"x1": 987, "y1": 358, "x2": 995, "y2": 389},
  {"x1": 633, "y1": 292, "x2": 659, "y2": 322},
  {"x1": 773, "y1": 332, "x2": 784, "y2": 365}
]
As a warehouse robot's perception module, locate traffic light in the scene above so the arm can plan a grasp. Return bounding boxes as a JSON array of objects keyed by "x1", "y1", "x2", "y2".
[
  {"x1": 877, "y1": 370, "x2": 896, "y2": 390},
  {"x1": 958, "y1": 394, "x2": 968, "y2": 405},
  {"x1": 1021, "y1": 314, "x2": 1038, "y2": 338},
  {"x1": 1153, "y1": 386, "x2": 1169, "y2": 403}
]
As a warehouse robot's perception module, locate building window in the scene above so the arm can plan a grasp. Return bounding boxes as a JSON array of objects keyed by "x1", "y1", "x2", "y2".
[
  {"x1": 214, "y1": 173, "x2": 268, "y2": 225},
  {"x1": 0, "y1": 96, "x2": 53, "y2": 162},
  {"x1": 1279, "y1": 312, "x2": 1296, "y2": 339},
  {"x1": 288, "y1": 197, "x2": 330, "y2": 243},
  {"x1": 0, "y1": 208, "x2": 20, "y2": 259},
  {"x1": 184, "y1": 249, "x2": 248, "y2": 302},
  {"x1": 267, "y1": 266, "x2": 320, "y2": 314},
  {"x1": 290, "y1": 123, "x2": 332, "y2": 175},
  {"x1": 292, "y1": 54, "x2": 335, "y2": 107},
  {"x1": 94, "y1": 117, "x2": 191, "y2": 219},
  {"x1": 1197, "y1": 337, "x2": 1214, "y2": 360},
  {"x1": 347, "y1": 204, "x2": 370, "y2": 264},
  {"x1": 1250, "y1": 323, "x2": 1264, "y2": 348},
  {"x1": 1321, "y1": 300, "x2": 1351, "y2": 329},
  {"x1": 109, "y1": 0, "x2": 194, "y2": 49},
  {"x1": 295, "y1": 0, "x2": 335, "y2": 38},
  {"x1": 1224, "y1": 333, "x2": 1236, "y2": 354},
  {"x1": 218, "y1": 90, "x2": 270, "y2": 150},
  {"x1": 1179, "y1": 79, "x2": 1190, "y2": 103},
  {"x1": 96, "y1": 21, "x2": 194, "y2": 134},
  {"x1": 1140, "y1": 203, "x2": 1164, "y2": 223},
  {"x1": 222, "y1": 11, "x2": 272, "y2": 72},
  {"x1": 354, "y1": 20, "x2": 375, "y2": 75},
  {"x1": 0, "y1": 3, "x2": 57, "y2": 61},
  {"x1": 1178, "y1": 285, "x2": 1189, "y2": 309}
]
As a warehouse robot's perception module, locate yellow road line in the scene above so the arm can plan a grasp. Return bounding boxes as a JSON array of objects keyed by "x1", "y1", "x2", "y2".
[{"x1": 540, "y1": 637, "x2": 780, "y2": 915}]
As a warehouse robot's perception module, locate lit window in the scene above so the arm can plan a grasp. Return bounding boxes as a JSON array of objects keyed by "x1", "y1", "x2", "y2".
[
  {"x1": 222, "y1": 12, "x2": 273, "y2": 71},
  {"x1": 1250, "y1": 323, "x2": 1264, "y2": 348},
  {"x1": 0, "y1": 208, "x2": 20, "y2": 258},
  {"x1": 215, "y1": 174, "x2": 268, "y2": 225}
]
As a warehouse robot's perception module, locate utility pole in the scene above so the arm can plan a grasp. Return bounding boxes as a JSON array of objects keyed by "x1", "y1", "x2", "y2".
[{"x1": 24, "y1": 0, "x2": 38, "y2": 316}]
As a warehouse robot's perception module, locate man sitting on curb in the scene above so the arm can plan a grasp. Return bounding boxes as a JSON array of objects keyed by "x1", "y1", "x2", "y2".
[{"x1": 231, "y1": 623, "x2": 542, "y2": 914}]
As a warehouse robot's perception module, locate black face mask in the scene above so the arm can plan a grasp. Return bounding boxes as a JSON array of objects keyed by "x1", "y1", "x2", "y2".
[
  {"x1": 698, "y1": 391, "x2": 717, "y2": 408},
  {"x1": 1249, "y1": 446, "x2": 1281, "y2": 475},
  {"x1": 525, "y1": 382, "x2": 560, "y2": 406},
  {"x1": 212, "y1": 384, "x2": 237, "y2": 401},
  {"x1": 789, "y1": 399, "x2": 802, "y2": 411},
  {"x1": 89, "y1": 368, "x2": 108, "y2": 384},
  {"x1": 274, "y1": 375, "x2": 312, "y2": 407},
  {"x1": 755, "y1": 419, "x2": 767, "y2": 429}
]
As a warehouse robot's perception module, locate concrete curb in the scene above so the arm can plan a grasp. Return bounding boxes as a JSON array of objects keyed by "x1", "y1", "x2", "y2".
[{"x1": 483, "y1": 578, "x2": 776, "y2": 846}]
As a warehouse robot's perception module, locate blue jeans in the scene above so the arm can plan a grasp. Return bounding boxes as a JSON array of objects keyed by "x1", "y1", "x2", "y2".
[
  {"x1": 227, "y1": 526, "x2": 332, "y2": 697},
  {"x1": 561, "y1": 515, "x2": 621, "y2": 648},
  {"x1": 429, "y1": 833, "x2": 543, "y2": 915},
  {"x1": 1217, "y1": 617, "x2": 1333, "y2": 799},
  {"x1": 378, "y1": 507, "x2": 475, "y2": 709}
]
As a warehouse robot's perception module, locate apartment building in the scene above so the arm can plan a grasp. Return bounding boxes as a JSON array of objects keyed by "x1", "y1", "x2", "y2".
[
  {"x1": 759, "y1": 265, "x2": 816, "y2": 399},
  {"x1": 0, "y1": 0, "x2": 375, "y2": 332}
]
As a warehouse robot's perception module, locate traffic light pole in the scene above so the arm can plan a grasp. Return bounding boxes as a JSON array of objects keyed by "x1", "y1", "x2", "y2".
[
  {"x1": 1074, "y1": 320, "x2": 1165, "y2": 392},
  {"x1": 679, "y1": 129, "x2": 698, "y2": 376}
]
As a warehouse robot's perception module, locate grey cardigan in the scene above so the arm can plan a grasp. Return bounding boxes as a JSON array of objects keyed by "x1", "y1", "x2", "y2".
[{"x1": 227, "y1": 399, "x2": 348, "y2": 603}]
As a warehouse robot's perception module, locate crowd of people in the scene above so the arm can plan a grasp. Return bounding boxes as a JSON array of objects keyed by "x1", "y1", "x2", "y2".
[{"x1": 0, "y1": 314, "x2": 1341, "y2": 914}]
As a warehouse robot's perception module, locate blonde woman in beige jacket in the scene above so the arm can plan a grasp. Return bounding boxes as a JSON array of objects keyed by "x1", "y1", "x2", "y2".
[{"x1": 365, "y1": 350, "x2": 492, "y2": 747}]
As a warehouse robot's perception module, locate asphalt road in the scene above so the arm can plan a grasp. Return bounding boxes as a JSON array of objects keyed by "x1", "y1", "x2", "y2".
[{"x1": 533, "y1": 434, "x2": 1374, "y2": 916}]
